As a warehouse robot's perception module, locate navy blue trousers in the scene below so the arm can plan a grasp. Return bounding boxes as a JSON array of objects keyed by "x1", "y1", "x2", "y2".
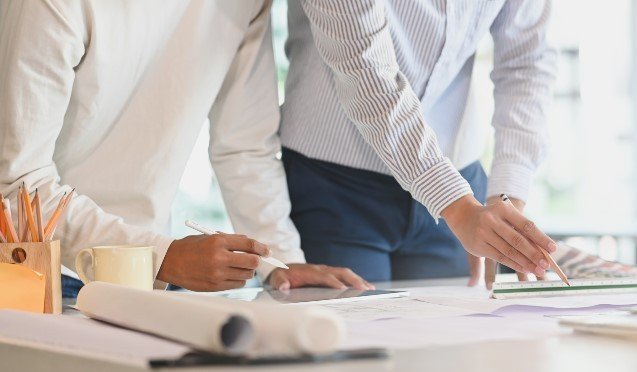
[
  {"x1": 282, "y1": 148, "x2": 487, "y2": 282},
  {"x1": 62, "y1": 275, "x2": 83, "y2": 298}
]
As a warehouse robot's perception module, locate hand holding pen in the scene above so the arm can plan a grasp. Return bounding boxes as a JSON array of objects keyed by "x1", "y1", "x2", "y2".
[
  {"x1": 465, "y1": 194, "x2": 570, "y2": 289},
  {"x1": 492, "y1": 194, "x2": 569, "y2": 287},
  {"x1": 442, "y1": 193, "x2": 559, "y2": 287},
  {"x1": 156, "y1": 220, "x2": 283, "y2": 292}
]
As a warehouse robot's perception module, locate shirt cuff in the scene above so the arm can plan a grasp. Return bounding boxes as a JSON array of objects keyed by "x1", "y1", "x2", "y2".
[
  {"x1": 411, "y1": 158, "x2": 473, "y2": 222},
  {"x1": 151, "y1": 235, "x2": 175, "y2": 290},
  {"x1": 256, "y1": 244, "x2": 306, "y2": 284},
  {"x1": 487, "y1": 162, "x2": 535, "y2": 202}
]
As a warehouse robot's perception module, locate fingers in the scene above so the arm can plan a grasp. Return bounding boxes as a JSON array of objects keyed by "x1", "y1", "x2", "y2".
[
  {"x1": 467, "y1": 253, "x2": 482, "y2": 287},
  {"x1": 219, "y1": 235, "x2": 270, "y2": 256},
  {"x1": 485, "y1": 260, "x2": 530, "y2": 290},
  {"x1": 484, "y1": 258, "x2": 497, "y2": 290},
  {"x1": 224, "y1": 267, "x2": 256, "y2": 281},
  {"x1": 516, "y1": 271, "x2": 529, "y2": 282},
  {"x1": 267, "y1": 264, "x2": 373, "y2": 291},
  {"x1": 294, "y1": 267, "x2": 347, "y2": 289},
  {"x1": 322, "y1": 273, "x2": 348, "y2": 290},
  {"x1": 268, "y1": 269, "x2": 291, "y2": 291},
  {"x1": 502, "y1": 205, "x2": 557, "y2": 253},
  {"x1": 329, "y1": 267, "x2": 371, "y2": 290},
  {"x1": 483, "y1": 240, "x2": 528, "y2": 276},
  {"x1": 226, "y1": 251, "x2": 260, "y2": 270},
  {"x1": 495, "y1": 223, "x2": 547, "y2": 276},
  {"x1": 487, "y1": 228, "x2": 534, "y2": 274}
]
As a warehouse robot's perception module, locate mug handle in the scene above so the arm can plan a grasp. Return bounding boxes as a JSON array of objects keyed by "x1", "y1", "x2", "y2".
[{"x1": 75, "y1": 248, "x2": 94, "y2": 284}]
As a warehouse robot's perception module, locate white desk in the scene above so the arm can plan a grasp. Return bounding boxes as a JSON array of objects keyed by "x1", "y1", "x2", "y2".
[{"x1": 3, "y1": 278, "x2": 637, "y2": 372}]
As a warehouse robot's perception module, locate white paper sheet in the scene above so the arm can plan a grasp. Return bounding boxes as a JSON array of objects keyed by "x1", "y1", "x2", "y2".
[
  {"x1": 407, "y1": 286, "x2": 637, "y2": 316},
  {"x1": 328, "y1": 285, "x2": 637, "y2": 350},
  {"x1": 340, "y1": 314, "x2": 569, "y2": 350},
  {"x1": 318, "y1": 296, "x2": 473, "y2": 321},
  {"x1": 0, "y1": 310, "x2": 190, "y2": 367}
]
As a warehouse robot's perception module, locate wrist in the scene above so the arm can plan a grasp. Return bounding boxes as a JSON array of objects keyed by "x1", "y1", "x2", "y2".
[
  {"x1": 509, "y1": 198, "x2": 525, "y2": 211},
  {"x1": 486, "y1": 195, "x2": 525, "y2": 211},
  {"x1": 157, "y1": 239, "x2": 180, "y2": 283},
  {"x1": 441, "y1": 195, "x2": 482, "y2": 227}
]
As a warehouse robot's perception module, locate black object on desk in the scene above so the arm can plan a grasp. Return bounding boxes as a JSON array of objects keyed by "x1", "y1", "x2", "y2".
[{"x1": 149, "y1": 348, "x2": 388, "y2": 368}]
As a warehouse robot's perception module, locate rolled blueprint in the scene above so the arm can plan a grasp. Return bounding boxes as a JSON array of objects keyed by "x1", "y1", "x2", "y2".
[
  {"x1": 76, "y1": 282, "x2": 345, "y2": 356},
  {"x1": 162, "y1": 291, "x2": 345, "y2": 356},
  {"x1": 76, "y1": 282, "x2": 254, "y2": 354}
]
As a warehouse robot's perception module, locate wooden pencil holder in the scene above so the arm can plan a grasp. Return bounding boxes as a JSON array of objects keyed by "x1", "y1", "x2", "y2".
[{"x1": 0, "y1": 240, "x2": 62, "y2": 314}]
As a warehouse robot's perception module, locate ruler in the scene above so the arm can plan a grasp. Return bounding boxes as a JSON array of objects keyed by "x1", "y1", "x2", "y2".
[{"x1": 491, "y1": 278, "x2": 637, "y2": 299}]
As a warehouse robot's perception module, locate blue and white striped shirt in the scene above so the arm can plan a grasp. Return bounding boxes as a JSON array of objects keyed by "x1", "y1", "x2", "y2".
[{"x1": 286, "y1": 0, "x2": 557, "y2": 219}]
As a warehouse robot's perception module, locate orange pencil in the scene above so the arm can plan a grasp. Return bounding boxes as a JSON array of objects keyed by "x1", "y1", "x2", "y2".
[
  {"x1": 0, "y1": 194, "x2": 6, "y2": 243},
  {"x1": 44, "y1": 190, "x2": 73, "y2": 240},
  {"x1": 0, "y1": 197, "x2": 6, "y2": 243},
  {"x1": 63, "y1": 188, "x2": 75, "y2": 207},
  {"x1": 21, "y1": 185, "x2": 38, "y2": 242},
  {"x1": 0, "y1": 212, "x2": 5, "y2": 240},
  {"x1": 0, "y1": 224, "x2": 6, "y2": 243},
  {"x1": 20, "y1": 186, "x2": 32, "y2": 242},
  {"x1": 17, "y1": 185, "x2": 24, "y2": 242},
  {"x1": 2, "y1": 199, "x2": 18, "y2": 243},
  {"x1": 538, "y1": 248, "x2": 571, "y2": 286},
  {"x1": 43, "y1": 192, "x2": 66, "y2": 238},
  {"x1": 500, "y1": 194, "x2": 570, "y2": 286},
  {"x1": 50, "y1": 189, "x2": 74, "y2": 240},
  {"x1": 34, "y1": 189, "x2": 44, "y2": 242},
  {"x1": 0, "y1": 193, "x2": 5, "y2": 239}
]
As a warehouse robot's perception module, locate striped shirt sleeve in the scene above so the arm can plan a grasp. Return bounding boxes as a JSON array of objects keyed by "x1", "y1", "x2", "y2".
[
  {"x1": 300, "y1": 0, "x2": 472, "y2": 220},
  {"x1": 488, "y1": 0, "x2": 557, "y2": 201}
]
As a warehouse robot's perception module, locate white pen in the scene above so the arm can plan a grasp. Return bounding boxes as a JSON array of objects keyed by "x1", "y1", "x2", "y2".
[{"x1": 185, "y1": 220, "x2": 289, "y2": 270}]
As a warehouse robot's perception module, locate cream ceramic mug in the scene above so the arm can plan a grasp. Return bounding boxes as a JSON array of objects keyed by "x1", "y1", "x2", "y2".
[{"x1": 75, "y1": 245, "x2": 154, "y2": 290}]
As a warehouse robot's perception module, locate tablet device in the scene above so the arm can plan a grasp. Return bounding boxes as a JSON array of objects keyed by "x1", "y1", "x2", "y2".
[{"x1": 257, "y1": 288, "x2": 410, "y2": 305}]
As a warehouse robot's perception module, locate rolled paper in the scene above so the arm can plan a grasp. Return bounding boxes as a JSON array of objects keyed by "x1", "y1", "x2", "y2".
[
  {"x1": 76, "y1": 282, "x2": 255, "y2": 354},
  {"x1": 76, "y1": 282, "x2": 345, "y2": 356},
  {"x1": 162, "y1": 291, "x2": 345, "y2": 356}
]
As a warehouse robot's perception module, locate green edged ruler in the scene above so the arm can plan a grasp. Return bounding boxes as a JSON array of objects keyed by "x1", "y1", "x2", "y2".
[{"x1": 492, "y1": 278, "x2": 637, "y2": 299}]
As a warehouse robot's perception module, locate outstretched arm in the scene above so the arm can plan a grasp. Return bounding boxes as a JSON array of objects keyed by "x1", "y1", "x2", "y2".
[{"x1": 301, "y1": 0, "x2": 558, "y2": 279}]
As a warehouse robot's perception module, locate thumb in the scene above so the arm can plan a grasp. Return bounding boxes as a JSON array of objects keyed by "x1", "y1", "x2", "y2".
[{"x1": 268, "y1": 270, "x2": 290, "y2": 291}]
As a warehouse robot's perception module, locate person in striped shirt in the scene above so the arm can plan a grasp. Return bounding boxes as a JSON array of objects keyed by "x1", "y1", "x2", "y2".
[{"x1": 268, "y1": 0, "x2": 558, "y2": 289}]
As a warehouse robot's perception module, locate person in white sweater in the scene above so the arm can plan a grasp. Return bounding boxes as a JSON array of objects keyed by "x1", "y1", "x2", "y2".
[{"x1": 0, "y1": 0, "x2": 371, "y2": 296}]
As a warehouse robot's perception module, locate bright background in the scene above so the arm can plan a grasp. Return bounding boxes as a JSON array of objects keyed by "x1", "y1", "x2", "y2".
[{"x1": 172, "y1": 1, "x2": 637, "y2": 266}]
